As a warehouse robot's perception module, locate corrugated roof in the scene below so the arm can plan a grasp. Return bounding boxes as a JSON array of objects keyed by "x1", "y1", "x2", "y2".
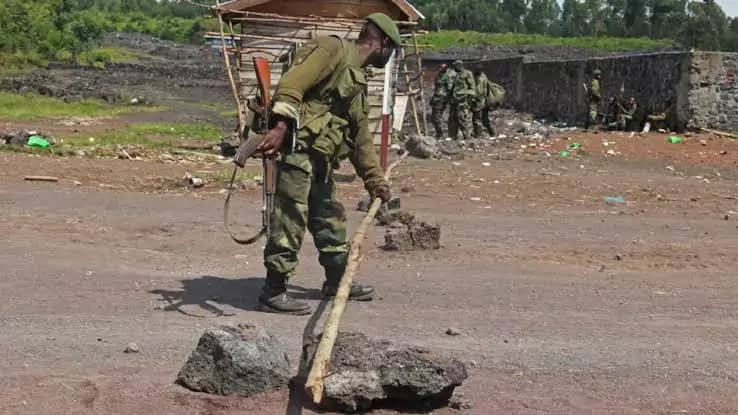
[{"x1": 215, "y1": 0, "x2": 424, "y2": 21}]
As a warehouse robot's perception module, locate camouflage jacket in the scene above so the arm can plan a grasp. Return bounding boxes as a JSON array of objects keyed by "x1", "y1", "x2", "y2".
[
  {"x1": 432, "y1": 69, "x2": 454, "y2": 101},
  {"x1": 451, "y1": 68, "x2": 477, "y2": 104},
  {"x1": 271, "y1": 36, "x2": 385, "y2": 191},
  {"x1": 589, "y1": 79, "x2": 601, "y2": 102}
]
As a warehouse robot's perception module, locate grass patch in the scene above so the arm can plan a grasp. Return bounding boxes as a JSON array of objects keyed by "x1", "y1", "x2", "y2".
[
  {"x1": 218, "y1": 109, "x2": 238, "y2": 118},
  {"x1": 206, "y1": 167, "x2": 261, "y2": 184},
  {"x1": 419, "y1": 31, "x2": 676, "y2": 52},
  {"x1": 61, "y1": 122, "x2": 223, "y2": 148},
  {"x1": 0, "y1": 92, "x2": 164, "y2": 120},
  {"x1": 77, "y1": 47, "x2": 148, "y2": 68}
]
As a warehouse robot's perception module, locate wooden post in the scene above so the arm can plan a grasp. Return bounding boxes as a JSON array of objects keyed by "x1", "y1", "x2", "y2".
[
  {"x1": 379, "y1": 50, "x2": 395, "y2": 171},
  {"x1": 304, "y1": 152, "x2": 409, "y2": 404},
  {"x1": 216, "y1": 3, "x2": 246, "y2": 138},
  {"x1": 412, "y1": 32, "x2": 429, "y2": 137}
]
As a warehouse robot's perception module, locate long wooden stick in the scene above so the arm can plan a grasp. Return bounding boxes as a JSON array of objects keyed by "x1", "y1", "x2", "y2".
[
  {"x1": 701, "y1": 127, "x2": 738, "y2": 139},
  {"x1": 305, "y1": 152, "x2": 409, "y2": 404},
  {"x1": 216, "y1": 3, "x2": 246, "y2": 137}
]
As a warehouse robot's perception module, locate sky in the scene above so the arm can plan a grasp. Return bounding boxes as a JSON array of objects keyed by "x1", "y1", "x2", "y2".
[{"x1": 719, "y1": 0, "x2": 738, "y2": 17}]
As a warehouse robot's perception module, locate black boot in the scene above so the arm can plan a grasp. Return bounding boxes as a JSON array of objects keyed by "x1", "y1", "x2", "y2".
[
  {"x1": 321, "y1": 281, "x2": 375, "y2": 301},
  {"x1": 258, "y1": 274, "x2": 311, "y2": 315}
]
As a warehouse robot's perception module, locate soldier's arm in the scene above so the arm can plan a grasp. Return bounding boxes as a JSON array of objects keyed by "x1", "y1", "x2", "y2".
[
  {"x1": 271, "y1": 38, "x2": 343, "y2": 120},
  {"x1": 347, "y1": 94, "x2": 386, "y2": 192}
]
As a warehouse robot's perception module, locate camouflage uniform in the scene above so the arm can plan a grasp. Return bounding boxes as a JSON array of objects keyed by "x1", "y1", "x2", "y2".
[
  {"x1": 618, "y1": 98, "x2": 637, "y2": 131},
  {"x1": 587, "y1": 72, "x2": 602, "y2": 127},
  {"x1": 472, "y1": 72, "x2": 503, "y2": 138},
  {"x1": 450, "y1": 62, "x2": 476, "y2": 140},
  {"x1": 265, "y1": 35, "x2": 386, "y2": 289},
  {"x1": 431, "y1": 68, "x2": 453, "y2": 139}
]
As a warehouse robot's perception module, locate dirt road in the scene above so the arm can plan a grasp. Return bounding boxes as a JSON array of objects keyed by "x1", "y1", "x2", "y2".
[{"x1": 1, "y1": 132, "x2": 738, "y2": 414}]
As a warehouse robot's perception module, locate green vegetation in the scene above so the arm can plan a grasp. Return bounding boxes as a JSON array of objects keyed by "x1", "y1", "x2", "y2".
[
  {"x1": 0, "y1": 0, "x2": 216, "y2": 67},
  {"x1": 61, "y1": 122, "x2": 223, "y2": 148},
  {"x1": 414, "y1": 0, "x2": 738, "y2": 52},
  {"x1": 0, "y1": 92, "x2": 162, "y2": 120},
  {"x1": 76, "y1": 47, "x2": 147, "y2": 67},
  {"x1": 420, "y1": 31, "x2": 675, "y2": 51}
]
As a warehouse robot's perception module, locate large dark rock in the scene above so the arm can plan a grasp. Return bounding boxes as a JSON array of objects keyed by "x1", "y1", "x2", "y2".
[
  {"x1": 304, "y1": 332, "x2": 467, "y2": 413},
  {"x1": 176, "y1": 323, "x2": 290, "y2": 397}
]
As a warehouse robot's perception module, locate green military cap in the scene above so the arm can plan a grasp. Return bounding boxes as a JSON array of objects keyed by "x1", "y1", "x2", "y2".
[
  {"x1": 366, "y1": 13, "x2": 402, "y2": 46},
  {"x1": 593, "y1": 69, "x2": 602, "y2": 76}
]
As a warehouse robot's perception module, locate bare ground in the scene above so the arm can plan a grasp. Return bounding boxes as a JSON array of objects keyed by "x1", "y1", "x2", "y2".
[{"x1": 1, "y1": 128, "x2": 738, "y2": 414}]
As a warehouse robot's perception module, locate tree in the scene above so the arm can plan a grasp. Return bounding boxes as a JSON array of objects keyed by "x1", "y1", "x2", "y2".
[
  {"x1": 650, "y1": 0, "x2": 687, "y2": 39},
  {"x1": 501, "y1": 0, "x2": 528, "y2": 33},
  {"x1": 681, "y1": 0, "x2": 728, "y2": 50},
  {"x1": 561, "y1": 0, "x2": 587, "y2": 36},
  {"x1": 624, "y1": 0, "x2": 650, "y2": 36},
  {"x1": 525, "y1": 0, "x2": 561, "y2": 35},
  {"x1": 603, "y1": 0, "x2": 627, "y2": 36}
]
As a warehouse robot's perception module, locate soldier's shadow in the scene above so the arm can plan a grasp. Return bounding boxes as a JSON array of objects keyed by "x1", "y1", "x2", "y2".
[{"x1": 149, "y1": 275, "x2": 323, "y2": 318}]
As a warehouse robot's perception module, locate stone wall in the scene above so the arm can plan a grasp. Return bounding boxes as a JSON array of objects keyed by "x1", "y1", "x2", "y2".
[
  {"x1": 425, "y1": 51, "x2": 692, "y2": 130},
  {"x1": 688, "y1": 51, "x2": 738, "y2": 132}
]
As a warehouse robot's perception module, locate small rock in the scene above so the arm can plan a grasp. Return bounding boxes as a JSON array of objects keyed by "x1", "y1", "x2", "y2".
[
  {"x1": 482, "y1": 162, "x2": 491, "y2": 167},
  {"x1": 445, "y1": 328, "x2": 462, "y2": 336},
  {"x1": 615, "y1": 254, "x2": 623, "y2": 261},
  {"x1": 598, "y1": 265, "x2": 606, "y2": 272},
  {"x1": 700, "y1": 139, "x2": 708, "y2": 146},
  {"x1": 357, "y1": 195, "x2": 371, "y2": 212},
  {"x1": 124, "y1": 343, "x2": 140, "y2": 353},
  {"x1": 449, "y1": 393, "x2": 472, "y2": 411},
  {"x1": 75, "y1": 150, "x2": 87, "y2": 157},
  {"x1": 469, "y1": 197, "x2": 482, "y2": 202}
]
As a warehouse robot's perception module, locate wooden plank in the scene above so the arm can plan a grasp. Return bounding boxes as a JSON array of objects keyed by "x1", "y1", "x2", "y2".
[{"x1": 246, "y1": 0, "x2": 405, "y2": 20}]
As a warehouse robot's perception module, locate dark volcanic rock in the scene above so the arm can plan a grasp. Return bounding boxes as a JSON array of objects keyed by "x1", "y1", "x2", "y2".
[
  {"x1": 405, "y1": 134, "x2": 438, "y2": 159},
  {"x1": 304, "y1": 332, "x2": 467, "y2": 413},
  {"x1": 177, "y1": 323, "x2": 290, "y2": 397},
  {"x1": 383, "y1": 221, "x2": 441, "y2": 251}
]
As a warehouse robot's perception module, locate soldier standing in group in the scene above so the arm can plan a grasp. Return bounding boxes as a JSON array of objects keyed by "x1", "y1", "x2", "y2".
[
  {"x1": 430, "y1": 64, "x2": 453, "y2": 139},
  {"x1": 586, "y1": 68, "x2": 602, "y2": 128},
  {"x1": 472, "y1": 69, "x2": 504, "y2": 138},
  {"x1": 449, "y1": 60, "x2": 476, "y2": 140},
  {"x1": 255, "y1": 13, "x2": 399, "y2": 315}
]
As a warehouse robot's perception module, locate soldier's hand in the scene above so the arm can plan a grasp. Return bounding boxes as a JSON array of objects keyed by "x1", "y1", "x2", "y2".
[
  {"x1": 372, "y1": 184, "x2": 391, "y2": 203},
  {"x1": 258, "y1": 121, "x2": 288, "y2": 156}
]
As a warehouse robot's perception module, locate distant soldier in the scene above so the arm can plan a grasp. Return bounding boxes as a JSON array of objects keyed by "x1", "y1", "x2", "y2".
[
  {"x1": 430, "y1": 64, "x2": 453, "y2": 139},
  {"x1": 619, "y1": 96, "x2": 637, "y2": 131},
  {"x1": 449, "y1": 60, "x2": 476, "y2": 140},
  {"x1": 472, "y1": 69, "x2": 504, "y2": 138},
  {"x1": 586, "y1": 69, "x2": 602, "y2": 128}
]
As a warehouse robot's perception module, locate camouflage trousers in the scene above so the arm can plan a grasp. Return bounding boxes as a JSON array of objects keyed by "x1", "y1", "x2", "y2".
[
  {"x1": 450, "y1": 101, "x2": 473, "y2": 140},
  {"x1": 473, "y1": 106, "x2": 496, "y2": 138},
  {"x1": 430, "y1": 98, "x2": 447, "y2": 139},
  {"x1": 264, "y1": 151, "x2": 348, "y2": 283},
  {"x1": 588, "y1": 101, "x2": 600, "y2": 126}
]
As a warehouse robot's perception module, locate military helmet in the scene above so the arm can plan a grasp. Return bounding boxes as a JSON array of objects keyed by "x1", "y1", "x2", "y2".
[
  {"x1": 452, "y1": 60, "x2": 464, "y2": 70},
  {"x1": 593, "y1": 69, "x2": 602, "y2": 76},
  {"x1": 366, "y1": 13, "x2": 402, "y2": 47}
]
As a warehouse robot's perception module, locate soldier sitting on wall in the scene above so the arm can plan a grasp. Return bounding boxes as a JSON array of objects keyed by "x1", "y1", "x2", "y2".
[
  {"x1": 619, "y1": 96, "x2": 638, "y2": 131},
  {"x1": 645, "y1": 99, "x2": 676, "y2": 132}
]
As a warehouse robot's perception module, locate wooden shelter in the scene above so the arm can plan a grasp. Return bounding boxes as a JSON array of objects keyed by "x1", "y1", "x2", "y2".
[{"x1": 212, "y1": 0, "x2": 427, "y2": 144}]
